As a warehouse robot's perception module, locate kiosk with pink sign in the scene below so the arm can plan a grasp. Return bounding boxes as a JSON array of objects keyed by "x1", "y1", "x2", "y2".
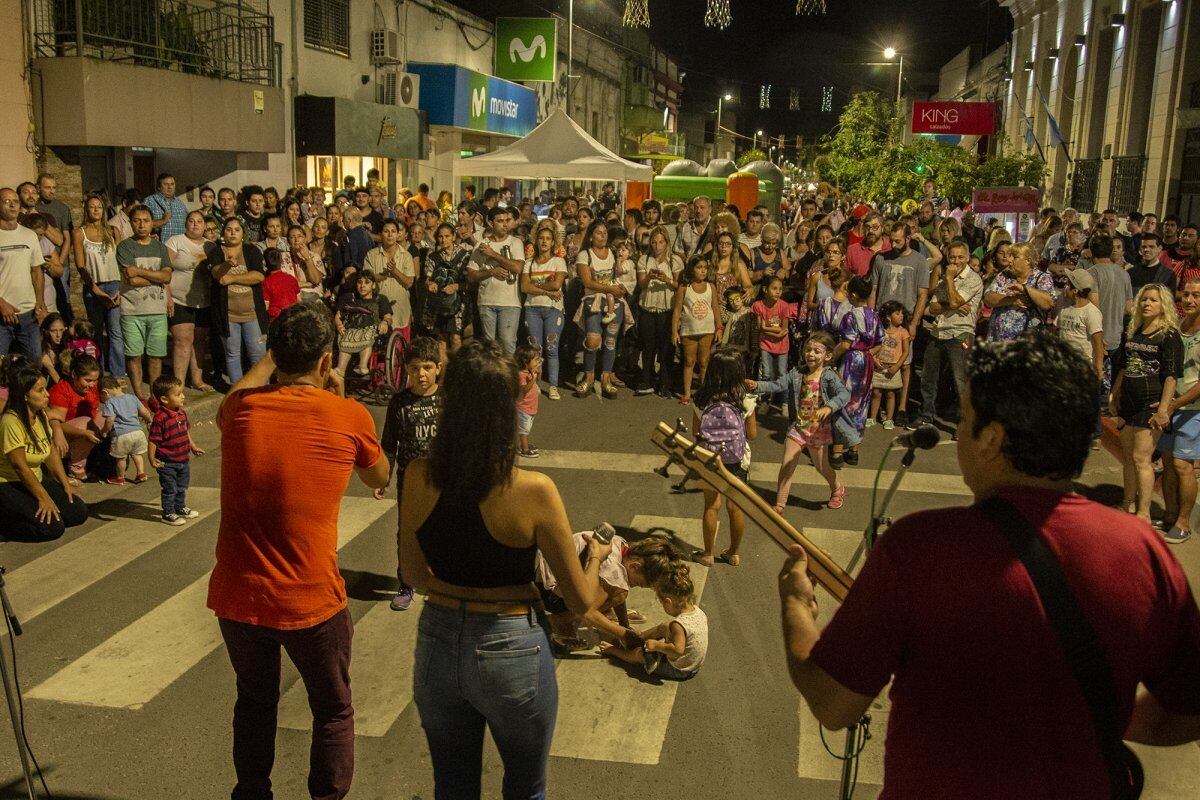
[{"x1": 971, "y1": 187, "x2": 1040, "y2": 243}]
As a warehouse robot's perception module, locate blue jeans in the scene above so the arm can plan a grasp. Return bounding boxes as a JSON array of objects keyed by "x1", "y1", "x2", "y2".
[
  {"x1": 478, "y1": 305, "x2": 521, "y2": 355},
  {"x1": 760, "y1": 350, "x2": 788, "y2": 404},
  {"x1": 84, "y1": 280, "x2": 126, "y2": 377},
  {"x1": 524, "y1": 306, "x2": 564, "y2": 387},
  {"x1": 582, "y1": 303, "x2": 624, "y2": 376},
  {"x1": 414, "y1": 602, "x2": 557, "y2": 800},
  {"x1": 224, "y1": 319, "x2": 266, "y2": 383},
  {"x1": 0, "y1": 310, "x2": 41, "y2": 360},
  {"x1": 156, "y1": 460, "x2": 190, "y2": 516}
]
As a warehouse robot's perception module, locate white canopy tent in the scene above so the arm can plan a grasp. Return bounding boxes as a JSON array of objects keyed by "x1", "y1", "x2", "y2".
[{"x1": 453, "y1": 109, "x2": 653, "y2": 182}]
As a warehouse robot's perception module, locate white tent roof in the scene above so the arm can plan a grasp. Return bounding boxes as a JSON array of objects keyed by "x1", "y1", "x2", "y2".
[{"x1": 453, "y1": 109, "x2": 653, "y2": 182}]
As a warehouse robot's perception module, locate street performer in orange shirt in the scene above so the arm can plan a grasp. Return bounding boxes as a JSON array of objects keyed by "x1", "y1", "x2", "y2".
[
  {"x1": 208, "y1": 303, "x2": 390, "y2": 800},
  {"x1": 778, "y1": 332, "x2": 1200, "y2": 798}
]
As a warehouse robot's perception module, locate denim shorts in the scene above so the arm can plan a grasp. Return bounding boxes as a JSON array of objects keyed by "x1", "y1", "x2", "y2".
[
  {"x1": 642, "y1": 650, "x2": 699, "y2": 681},
  {"x1": 1160, "y1": 409, "x2": 1200, "y2": 461},
  {"x1": 518, "y1": 410, "x2": 535, "y2": 435}
]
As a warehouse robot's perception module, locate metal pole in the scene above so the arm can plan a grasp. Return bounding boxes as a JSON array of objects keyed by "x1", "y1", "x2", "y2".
[
  {"x1": 566, "y1": 0, "x2": 574, "y2": 118},
  {"x1": 715, "y1": 96, "x2": 723, "y2": 160},
  {"x1": 897, "y1": 54, "x2": 904, "y2": 105}
]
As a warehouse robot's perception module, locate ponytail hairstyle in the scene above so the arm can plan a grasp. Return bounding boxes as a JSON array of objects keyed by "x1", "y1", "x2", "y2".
[
  {"x1": 624, "y1": 536, "x2": 683, "y2": 586},
  {"x1": 847, "y1": 275, "x2": 873, "y2": 301},
  {"x1": 655, "y1": 562, "x2": 695, "y2": 605}
]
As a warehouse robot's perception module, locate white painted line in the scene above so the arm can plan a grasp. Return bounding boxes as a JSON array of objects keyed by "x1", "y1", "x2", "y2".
[
  {"x1": 797, "y1": 694, "x2": 890, "y2": 785},
  {"x1": 28, "y1": 496, "x2": 390, "y2": 710},
  {"x1": 7, "y1": 487, "x2": 221, "y2": 626},
  {"x1": 531, "y1": 449, "x2": 971, "y2": 496},
  {"x1": 550, "y1": 514, "x2": 710, "y2": 765},
  {"x1": 277, "y1": 598, "x2": 421, "y2": 737},
  {"x1": 1128, "y1": 741, "x2": 1200, "y2": 799}
]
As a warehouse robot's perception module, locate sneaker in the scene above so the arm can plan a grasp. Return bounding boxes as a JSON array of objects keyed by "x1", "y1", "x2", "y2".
[
  {"x1": 634, "y1": 386, "x2": 654, "y2": 396},
  {"x1": 830, "y1": 453, "x2": 844, "y2": 470},
  {"x1": 882, "y1": 419, "x2": 895, "y2": 430},
  {"x1": 864, "y1": 418, "x2": 876, "y2": 429},
  {"x1": 916, "y1": 415, "x2": 936, "y2": 429},
  {"x1": 894, "y1": 410, "x2": 909, "y2": 429},
  {"x1": 162, "y1": 513, "x2": 186, "y2": 526},
  {"x1": 843, "y1": 450, "x2": 860, "y2": 467},
  {"x1": 105, "y1": 476, "x2": 126, "y2": 486},
  {"x1": 1162, "y1": 526, "x2": 1193, "y2": 544},
  {"x1": 390, "y1": 587, "x2": 415, "y2": 611},
  {"x1": 178, "y1": 507, "x2": 200, "y2": 519},
  {"x1": 520, "y1": 448, "x2": 541, "y2": 458},
  {"x1": 132, "y1": 473, "x2": 149, "y2": 484},
  {"x1": 547, "y1": 387, "x2": 561, "y2": 401}
]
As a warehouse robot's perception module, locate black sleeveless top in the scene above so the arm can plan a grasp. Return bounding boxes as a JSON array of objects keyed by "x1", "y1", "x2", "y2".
[{"x1": 416, "y1": 491, "x2": 538, "y2": 588}]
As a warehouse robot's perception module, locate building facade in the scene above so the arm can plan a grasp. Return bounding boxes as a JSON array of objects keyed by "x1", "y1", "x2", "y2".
[{"x1": 1001, "y1": 0, "x2": 1200, "y2": 216}]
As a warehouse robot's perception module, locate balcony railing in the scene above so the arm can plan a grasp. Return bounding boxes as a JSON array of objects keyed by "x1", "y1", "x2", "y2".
[
  {"x1": 33, "y1": 0, "x2": 277, "y2": 86},
  {"x1": 1109, "y1": 155, "x2": 1147, "y2": 216},
  {"x1": 1070, "y1": 158, "x2": 1102, "y2": 214}
]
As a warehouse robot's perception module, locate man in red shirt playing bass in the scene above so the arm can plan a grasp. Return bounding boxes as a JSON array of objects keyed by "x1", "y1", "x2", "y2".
[{"x1": 779, "y1": 332, "x2": 1200, "y2": 798}]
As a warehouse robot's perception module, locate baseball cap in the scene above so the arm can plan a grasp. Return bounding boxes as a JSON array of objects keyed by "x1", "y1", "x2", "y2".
[
  {"x1": 1066, "y1": 269, "x2": 1094, "y2": 292},
  {"x1": 851, "y1": 203, "x2": 870, "y2": 220}
]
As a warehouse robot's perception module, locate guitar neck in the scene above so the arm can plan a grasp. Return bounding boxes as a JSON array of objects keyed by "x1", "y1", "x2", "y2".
[{"x1": 651, "y1": 421, "x2": 854, "y2": 603}]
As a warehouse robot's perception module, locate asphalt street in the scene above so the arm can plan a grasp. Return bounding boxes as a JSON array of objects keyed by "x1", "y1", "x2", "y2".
[{"x1": 1, "y1": 386, "x2": 1198, "y2": 799}]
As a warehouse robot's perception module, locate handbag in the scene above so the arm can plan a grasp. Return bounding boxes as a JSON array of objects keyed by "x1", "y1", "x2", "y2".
[{"x1": 976, "y1": 496, "x2": 1144, "y2": 799}]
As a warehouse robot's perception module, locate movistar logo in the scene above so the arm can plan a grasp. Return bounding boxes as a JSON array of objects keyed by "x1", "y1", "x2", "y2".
[
  {"x1": 509, "y1": 35, "x2": 546, "y2": 64},
  {"x1": 471, "y1": 86, "x2": 487, "y2": 118}
]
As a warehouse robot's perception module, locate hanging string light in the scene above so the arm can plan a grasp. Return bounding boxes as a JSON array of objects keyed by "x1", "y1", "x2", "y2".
[
  {"x1": 796, "y1": 0, "x2": 827, "y2": 15},
  {"x1": 789, "y1": 87, "x2": 800, "y2": 111},
  {"x1": 622, "y1": 0, "x2": 650, "y2": 28},
  {"x1": 759, "y1": 84, "x2": 771, "y2": 109},
  {"x1": 704, "y1": 0, "x2": 732, "y2": 29}
]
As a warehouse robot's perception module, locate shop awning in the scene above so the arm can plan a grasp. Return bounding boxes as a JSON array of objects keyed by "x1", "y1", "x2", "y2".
[{"x1": 454, "y1": 109, "x2": 653, "y2": 182}]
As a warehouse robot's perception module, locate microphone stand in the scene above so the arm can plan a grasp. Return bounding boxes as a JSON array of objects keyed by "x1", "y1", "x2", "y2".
[
  {"x1": 835, "y1": 439, "x2": 927, "y2": 800},
  {"x1": 0, "y1": 567, "x2": 37, "y2": 800}
]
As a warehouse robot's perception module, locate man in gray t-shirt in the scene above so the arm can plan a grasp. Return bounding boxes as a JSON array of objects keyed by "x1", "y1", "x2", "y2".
[
  {"x1": 869, "y1": 223, "x2": 932, "y2": 427},
  {"x1": 1084, "y1": 233, "x2": 1133, "y2": 356},
  {"x1": 115, "y1": 206, "x2": 172, "y2": 398}
]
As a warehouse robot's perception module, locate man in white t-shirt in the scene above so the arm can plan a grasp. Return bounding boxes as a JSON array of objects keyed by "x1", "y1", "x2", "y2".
[
  {"x1": 920, "y1": 240, "x2": 983, "y2": 430},
  {"x1": 468, "y1": 206, "x2": 524, "y2": 354},
  {"x1": 0, "y1": 187, "x2": 47, "y2": 358}
]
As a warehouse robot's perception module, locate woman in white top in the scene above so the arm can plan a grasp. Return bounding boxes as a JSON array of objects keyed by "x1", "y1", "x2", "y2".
[
  {"x1": 285, "y1": 224, "x2": 326, "y2": 301},
  {"x1": 165, "y1": 210, "x2": 216, "y2": 391},
  {"x1": 72, "y1": 194, "x2": 125, "y2": 377},
  {"x1": 635, "y1": 226, "x2": 683, "y2": 397},
  {"x1": 671, "y1": 258, "x2": 720, "y2": 406},
  {"x1": 364, "y1": 220, "x2": 416, "y2": 337},
  {"x1": 520, "y1": 223, "x2": 567, "y2": 399},
  {"x1": 574, "y1": 220, "x2": 627, "y2": 399}
]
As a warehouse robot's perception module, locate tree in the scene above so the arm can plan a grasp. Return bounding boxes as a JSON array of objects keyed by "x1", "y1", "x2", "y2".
[
  {"x1": 819, "y1": 91, "x2": 1046, "y2": 203},
  {"x1": 736, "y1": 148, "x2": 767, "y2": 167}
]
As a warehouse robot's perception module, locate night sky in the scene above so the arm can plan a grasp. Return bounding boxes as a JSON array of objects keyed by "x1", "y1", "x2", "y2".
[{"x1": 439, "y1": 0, "x2": 1011, "y2": 142}]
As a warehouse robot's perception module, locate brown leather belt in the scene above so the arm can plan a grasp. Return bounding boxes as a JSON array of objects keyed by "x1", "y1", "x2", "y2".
[{"x1": 427, "y1": 593, "x2": 534, "y2": 616}]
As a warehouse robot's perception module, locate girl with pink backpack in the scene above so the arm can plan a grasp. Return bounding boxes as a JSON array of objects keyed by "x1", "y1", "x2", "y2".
[{"x1": 693, "y1": 349, "x2": 758, "y2": 566}]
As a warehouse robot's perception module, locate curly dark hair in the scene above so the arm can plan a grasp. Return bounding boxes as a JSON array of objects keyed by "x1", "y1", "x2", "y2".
[
  {"x1": 427, "y1": 339, "x2": 518, "y2": 502},
  {"x1": 966, "y1": 329, "x2": 1097, "y2": 480},
  {"x1": 406, "y1": 336, "x2": 441, "y2": 366},
  {"x1": 267, "y1": 302, "x2": 335, "y2": 375}
]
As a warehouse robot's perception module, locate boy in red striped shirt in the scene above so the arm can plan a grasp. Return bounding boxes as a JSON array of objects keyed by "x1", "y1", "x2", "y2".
[{"x1": 148, "y1": 376, "x2": 205, "y2": 525}]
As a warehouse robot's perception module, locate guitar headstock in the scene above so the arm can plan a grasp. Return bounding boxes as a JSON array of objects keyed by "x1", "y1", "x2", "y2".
[{"x1": 651, "y1": 420, "x2": 732, "y2": 477}]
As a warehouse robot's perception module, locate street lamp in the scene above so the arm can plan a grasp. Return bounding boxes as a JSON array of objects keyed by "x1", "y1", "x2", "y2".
[
  {"x1": 715, "y1": 92, "x2": 733, "y2": 160},
  {"x1": 755, "y1": 129, "x2": 764, "y2": 150},
  {"x1": 883, "y1": 47, "x2": 904, "y2": 104}
]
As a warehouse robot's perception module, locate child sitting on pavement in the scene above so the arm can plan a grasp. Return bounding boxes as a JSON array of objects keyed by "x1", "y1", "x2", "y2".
[{"x1": 600, "y1": 562, "x2": 708, "y2": 681}]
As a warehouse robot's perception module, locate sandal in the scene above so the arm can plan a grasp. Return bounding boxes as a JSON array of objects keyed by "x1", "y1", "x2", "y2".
[
  {"x1": 626, "y1": 609, "x2": 646, "y2": 623},
  {"x1": 692, "y1": 552, "x2": 715, "y2": 567},
  {"x1": 678, "y1": 396, "x2": 691, "y2": 406},
  {"x1": 574, "y1": 382, "x2": 592, "y2": 398},
  {"x1": 717, "y1": 551, "x2": 741, "y2": 566},
  {"x1": 550, "y1": 634, "x2": 591, "y2": 653},
  {"x1": 827, "y1": 483, "x2": 846, "y2": 510},
  {"x1": 772, "y1": 503, "x2": 786, "y2": 515}
]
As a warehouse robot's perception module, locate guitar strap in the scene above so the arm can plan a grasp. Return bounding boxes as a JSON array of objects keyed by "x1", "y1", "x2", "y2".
[{"x1": 976, "y1": 496, "x2": 1143, "y2": 799}]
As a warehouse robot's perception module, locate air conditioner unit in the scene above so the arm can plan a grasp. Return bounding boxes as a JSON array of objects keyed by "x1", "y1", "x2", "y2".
[
  {"x1": 379, "y1": 70, "x2": 420, "y2": 109},
  {"x1": 370, "y1": 29, "x2": 401, "y2": 65}
]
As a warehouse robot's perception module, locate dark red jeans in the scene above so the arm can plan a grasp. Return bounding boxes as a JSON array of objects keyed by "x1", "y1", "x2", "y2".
[{"x1": 218, "y1": 608, "x2": 354, "y2": 800}]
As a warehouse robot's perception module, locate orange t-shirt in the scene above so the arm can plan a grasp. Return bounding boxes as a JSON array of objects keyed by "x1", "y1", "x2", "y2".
[{"x1": 207, "y1": 386, "x2": 382, "y2": 630}]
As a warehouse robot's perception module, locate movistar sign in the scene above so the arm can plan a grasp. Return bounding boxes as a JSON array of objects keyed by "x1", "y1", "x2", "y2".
[
  {"x1": 494, "y1": 17, "x2": 557, "y2": 83},
  {"x1": 408, "y1": 63, "x2": 538, "y2": 137}
]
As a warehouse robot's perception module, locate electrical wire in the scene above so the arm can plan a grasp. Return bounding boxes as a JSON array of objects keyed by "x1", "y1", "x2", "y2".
[{"x1": 4, "y1": 607, "x2": 52, "y2": 798}]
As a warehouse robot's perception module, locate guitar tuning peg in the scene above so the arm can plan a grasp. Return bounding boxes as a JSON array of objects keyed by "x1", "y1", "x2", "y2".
[{"x1": 674, "y1": 417, "x2": 686, "y2": 433}]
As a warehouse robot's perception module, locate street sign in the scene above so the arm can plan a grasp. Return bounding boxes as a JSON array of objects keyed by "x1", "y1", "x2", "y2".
[
  {"x1": 911, "y1": 101, "x2": 996, "y2": 136},
  {"x1": 494, "y1": 17, "x2": 557, "y2": 82}
]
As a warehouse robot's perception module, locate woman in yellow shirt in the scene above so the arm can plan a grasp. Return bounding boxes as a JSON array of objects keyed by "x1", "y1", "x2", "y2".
[{"x1": 0, "y1": 365, "x2": 88, "y2": 541}]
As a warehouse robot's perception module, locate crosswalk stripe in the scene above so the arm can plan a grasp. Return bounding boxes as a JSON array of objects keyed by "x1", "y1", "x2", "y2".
[
  {"x1": 7, "y1": 487, "x2": 221, "y2": 627},
  {"x1": 277, "y1": 599, "x2": 420, "y2": 737},
  {"x1": 549, "y1": 514, "x2": 710, "y2": 765},
  {"x1": 532, "y1": 449, "x2": 971, "y2": 496},
  {"x1": 27, "y1": 496, "x2": 391, "y2": 710},
  {"x1": 796, "y1": 695, "x2": 890, "y2": 785}
]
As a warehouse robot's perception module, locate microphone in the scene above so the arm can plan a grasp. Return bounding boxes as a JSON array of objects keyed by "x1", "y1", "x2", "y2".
[{"x1": 896, "y1": 424, "x2": 941, "y2": 451}]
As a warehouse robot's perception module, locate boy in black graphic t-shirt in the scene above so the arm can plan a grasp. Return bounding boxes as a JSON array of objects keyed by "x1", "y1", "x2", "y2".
[{"x1": 379, "y1": 336, "x2": 443, "y2": 610}]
